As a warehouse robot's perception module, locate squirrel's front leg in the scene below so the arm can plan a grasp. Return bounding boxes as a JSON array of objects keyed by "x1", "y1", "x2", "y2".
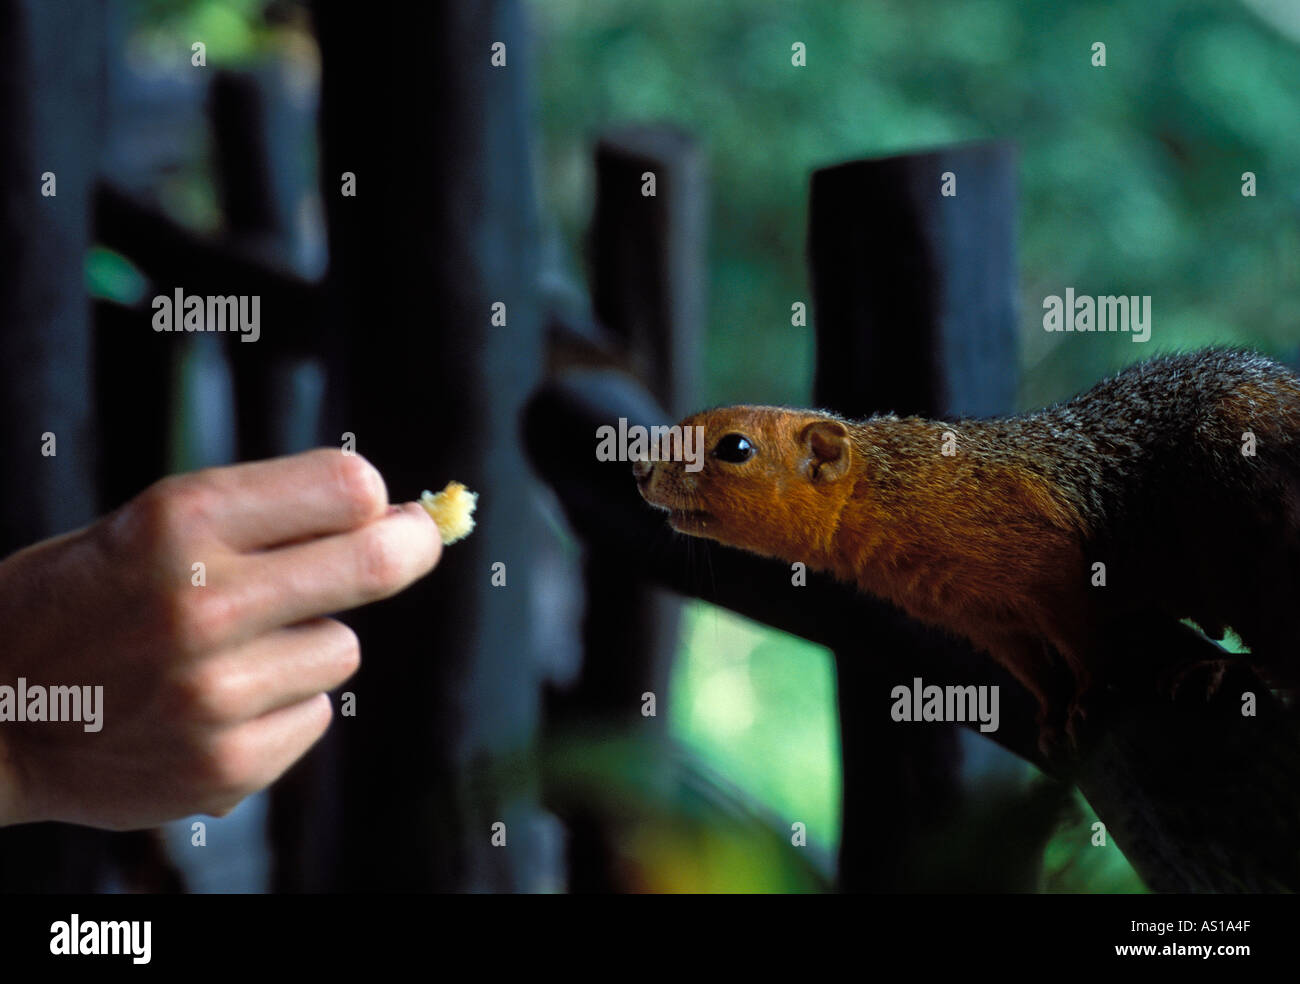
[{"x1": 980, "y1": 633, "x2": 1079, "y2": 761}]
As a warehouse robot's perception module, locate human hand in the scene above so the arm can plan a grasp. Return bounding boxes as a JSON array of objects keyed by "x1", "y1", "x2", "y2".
[{"x1": 0, "y1": 449, "x2": 440, "y2": 830}]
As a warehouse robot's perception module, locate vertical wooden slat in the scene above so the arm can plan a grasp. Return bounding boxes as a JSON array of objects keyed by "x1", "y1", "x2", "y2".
[
  {"x1": 573, "y1": 125, "x2": 707, "y2": 731},
  {"x1": 589, "y1": 125, "x2": 706, "y2": 419},
  {"x1": 809, "y1": 143, "x2": 1019, "y2": 420},
  {"x1": 312, "y1": 0, "x2": 554, "y2": 892},
  {"x1": 0, "y1": 0, "x2": 111, "y2": 892},
  {"x1": 208, "y1": 66, "x2": 320, "y2": 894},
  {"x1": 807, "y1": 142, "x2": 1020, "y2": 890},
  {"x1": 538, "y1": 128, "x2": 706, "y2": 891}
]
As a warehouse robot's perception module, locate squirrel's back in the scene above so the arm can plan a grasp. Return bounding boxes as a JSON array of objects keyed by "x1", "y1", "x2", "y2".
[
  {"x1": 996, "y1": 348, "x2": 1300, "y2": 537},
  {"x1": 953, "y1": 348, "x2": 1300, "y2": 684}
]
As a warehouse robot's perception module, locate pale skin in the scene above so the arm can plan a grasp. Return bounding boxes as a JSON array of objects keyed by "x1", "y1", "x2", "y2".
[{"x1": 0, "y1": 448, "x2": 441, "y2": 831}]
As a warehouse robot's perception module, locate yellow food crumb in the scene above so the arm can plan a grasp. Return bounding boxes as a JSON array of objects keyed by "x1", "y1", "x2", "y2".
[{"x1": 420, "y1": 481, "x2": 478, "y2": 545}]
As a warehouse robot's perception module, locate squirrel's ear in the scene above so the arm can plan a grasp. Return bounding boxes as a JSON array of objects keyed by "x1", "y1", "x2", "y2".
[{"x1": 799, "y1": 419, "x2": 851, "y2": 483}]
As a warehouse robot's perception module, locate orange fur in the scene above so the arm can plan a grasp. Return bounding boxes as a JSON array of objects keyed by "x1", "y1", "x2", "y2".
[
  {"x1": 635, "y1": 351, "x2": 1300, "y2": 746},
  {"x1": 637, "y1": 406, "x2": 1094, "y2": 725}
]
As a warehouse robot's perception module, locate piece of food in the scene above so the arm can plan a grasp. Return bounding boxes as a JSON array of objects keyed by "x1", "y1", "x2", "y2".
[{"x1": 420, "y1": 481, "x2": 478, "y2": 545}]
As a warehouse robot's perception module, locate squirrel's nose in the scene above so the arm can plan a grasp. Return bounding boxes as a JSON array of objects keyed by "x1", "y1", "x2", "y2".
[{"x1": 632, "y1": 459, "x2": 653, "y2": 484}]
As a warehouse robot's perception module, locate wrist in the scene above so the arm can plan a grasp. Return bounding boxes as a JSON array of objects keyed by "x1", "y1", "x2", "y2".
[{"x1": 0, "y1": 729, "x2": 32, "y2": 827}]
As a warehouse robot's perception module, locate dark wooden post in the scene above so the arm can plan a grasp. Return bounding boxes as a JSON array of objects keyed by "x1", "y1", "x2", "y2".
[
  {"x1": 807, "y1": 142, "x2": 1021, "y2": 890},
  {"x1": 209, "y1": 64, "x2": 332, "y2": 893},
  {"x1": 0, "y1": 0, "x2": 113, "y2": 891},
  {"x1": 540, "y1": 125, "x2": 707, "y2": 890},
  {"x1": 210, "y1": 65, "x2": 330, "y2": 465},
  {"x1": 311, "y1": 0, "x2": 556, "y2": 892},
  {"x1": 589, "y1": 125, "x2": 705, "y2": 419},
  {"x1": 563, "y1": 125, "x2": 707, "y2": 728},
  {"x1": 809, "y1": 143, "x2": 1019, "y2": 420}
]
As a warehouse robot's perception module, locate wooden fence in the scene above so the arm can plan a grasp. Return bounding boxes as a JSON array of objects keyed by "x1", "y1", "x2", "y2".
[{"x1": 2, "y1": 0, "x2": 1296, "y2": 895}]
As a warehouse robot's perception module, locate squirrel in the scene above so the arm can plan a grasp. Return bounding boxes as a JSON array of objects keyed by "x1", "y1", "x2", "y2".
[{"x1": 633, "y1": 348, "x2": 1300, "y2": 748}]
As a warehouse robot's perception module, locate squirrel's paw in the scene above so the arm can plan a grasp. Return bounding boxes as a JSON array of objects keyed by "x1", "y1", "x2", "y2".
[
  {"x1": 1035, "y1": 695, "x2": 1093, "y2": 765},
  {"x1": 1064, "y1": 698, "x2": 1090, "y2": 748},
  {"x1": 1034, "y1": 706, "x2": 1074, "y2": 765},
  {"x1": 1166, "y1": 658, "x2": 1233, "y2": 705},
  {"x1": 1035, "y1": 723, "x2": 1074, "y2": 768}
]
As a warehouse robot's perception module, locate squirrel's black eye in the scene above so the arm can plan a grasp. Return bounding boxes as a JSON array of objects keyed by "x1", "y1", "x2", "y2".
[{"x1": 713, "y1": 433, "x2": 755, "y2": 463}]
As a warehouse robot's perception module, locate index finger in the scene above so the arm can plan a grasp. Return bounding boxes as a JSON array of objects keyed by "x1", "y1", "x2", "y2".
[{"x1": 200, "y1": 449, "x2": 390, "y2": 551}]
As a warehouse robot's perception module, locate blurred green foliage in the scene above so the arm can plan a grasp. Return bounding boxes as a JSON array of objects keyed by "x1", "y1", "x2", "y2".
[
  {"x1": 530, "y1": 0, "x2": 1300, "y2": 410},
  {"x1": 672, "y1": 600, "x2": 1147, "y2": 892},
  {"x1": 128, "y1": 0, "x2": 275, "y2": 60},
  {"x1": 671, "y1": 603, "x2": 841, "y2": 850},
  {"x1": 537, "y1": 728, "x2": 832, "y2": 891},
  {"x1": 1045, "y1": 789, "x2": 1152, "y2": 893},
  {"x1": 85, "y1": 247, "x2": 149, "y2": 307}
]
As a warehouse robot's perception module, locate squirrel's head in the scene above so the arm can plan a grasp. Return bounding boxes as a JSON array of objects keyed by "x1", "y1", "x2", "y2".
[{"x1": 633, "y1": 405, "x2": 855, "y2": 563}]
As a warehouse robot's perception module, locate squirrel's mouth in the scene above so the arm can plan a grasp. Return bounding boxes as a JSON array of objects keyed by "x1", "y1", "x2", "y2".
[
  {"x1": 636, "y1": 484, "x2": 713, "y2": 533},
  {"x1": 668, "y1": 508, "x2": 712, "y2": 533}
]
